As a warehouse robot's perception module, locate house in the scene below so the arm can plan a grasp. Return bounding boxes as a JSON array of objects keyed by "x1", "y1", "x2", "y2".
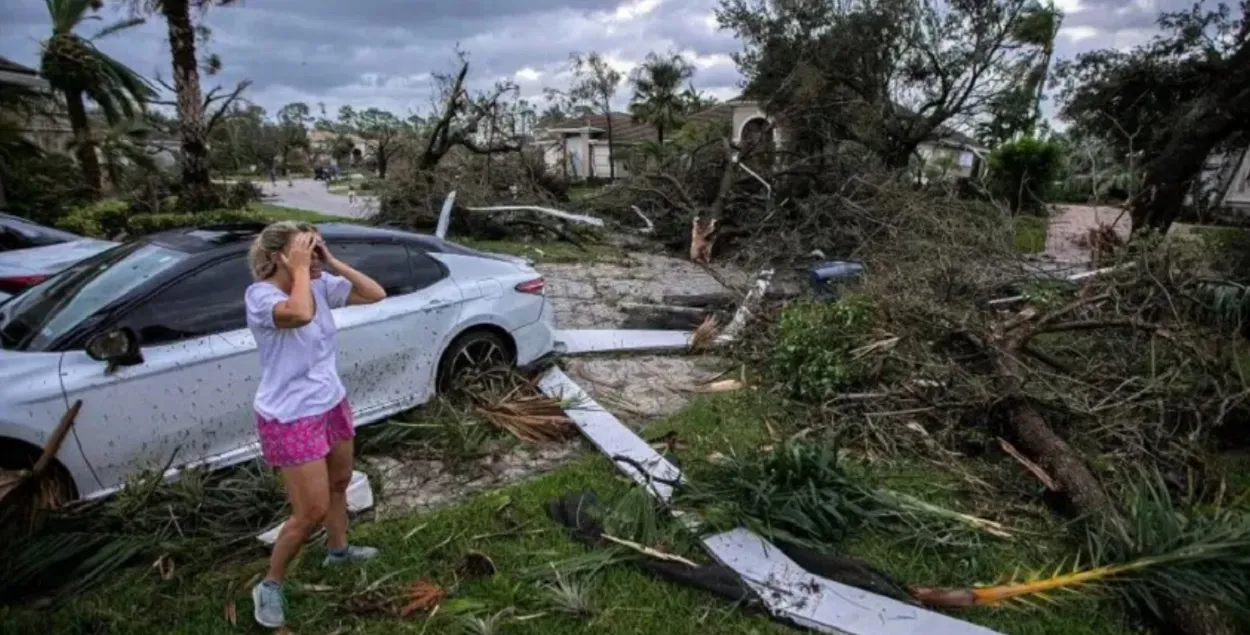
[
  {"x1": 538, "y1": 98, "x2": 987, "y2": 182},
  {"x1": 726, "y1": 97, "x2": 987, "y2": 180},
  {"x1": 538, "y1": 112, "x2": 655, "y2": 180},
  {"x1": 307, "y1": 129, "x2": 369, "y2": 168},
  {"x1": 1201, "y1": 147, "x2": 1250, "y2": 212}
]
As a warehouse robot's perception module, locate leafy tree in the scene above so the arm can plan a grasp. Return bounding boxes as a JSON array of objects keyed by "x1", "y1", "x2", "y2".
[
  {"x1": 717, "y1": 0, "x2": 1050, "y2": 168},
  {"x1": 355, "y1": 108, "x2": 405, "y2": 179},
  {"x1": 628, "y1": 52, "x2": 695, "y2": 145},
  {"x1": 275, "y1": 102, "x2": 311, "y2": 173},
  {"x1": 987, "y1": 137, "x2": 1065, "y2": 214},
  {"x1": 126, "y1": 0, "x2": 242, "y2": 203},
  {"x1": 561, "y1": 51, "x2": 622, "y2": 178},
  {"x1": 1056, "y1": 2, "x2": 1250, "y2": 232},
  {"x1": 40, "y1": 0, "x2": 154, "y2": 193}
]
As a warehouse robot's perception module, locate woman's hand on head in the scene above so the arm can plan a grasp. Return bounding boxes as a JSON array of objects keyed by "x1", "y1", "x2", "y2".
[{"x1": 280, "y1": 233, "x2": 316, "y2": 274}]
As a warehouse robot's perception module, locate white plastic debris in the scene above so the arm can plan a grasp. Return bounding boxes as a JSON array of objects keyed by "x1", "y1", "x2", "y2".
[
  {"x1": 464, "y1": 204, "x2": 605, "y2": 227},
  {"x1": 553, "y1": 329, "x2": 694, "y2": 355},
  {"x1": 538, "y1": 367, "x2": 682, "y2": 501},
  {"x1": 703, "y1": 528, "x2": 1003, "y2": 635},
  {"x1": 257, "y1": 470, "x2": 374, "y2": 545},
  {"x1": 716, "y1": 268, "x2": 774, "y2": 344},
  {"x1": 543, "y1": 367, "x2": 1002, "y2": 635}
]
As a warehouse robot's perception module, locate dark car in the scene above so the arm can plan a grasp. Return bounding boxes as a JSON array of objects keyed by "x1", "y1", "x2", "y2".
[{"x1": 0, "y1": 213, "x2": 83, "y2": 252}]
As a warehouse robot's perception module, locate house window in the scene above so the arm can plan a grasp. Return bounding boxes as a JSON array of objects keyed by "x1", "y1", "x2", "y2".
[{"x1": 958, "y1": 152, "x2": 975, "y2": 168}]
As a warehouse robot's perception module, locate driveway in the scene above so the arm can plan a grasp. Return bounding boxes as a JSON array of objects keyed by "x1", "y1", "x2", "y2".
[{"x1": 260, "y1": 178, "x2": 375, "y2": 219}]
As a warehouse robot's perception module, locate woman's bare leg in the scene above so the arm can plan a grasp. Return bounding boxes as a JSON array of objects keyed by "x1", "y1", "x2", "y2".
[
  {"x1": 324, "y1": 439, "x2": 354, "y2": 551},
  {"x1": 268, "y1": 460, "x2": 330, "y2": 582}
]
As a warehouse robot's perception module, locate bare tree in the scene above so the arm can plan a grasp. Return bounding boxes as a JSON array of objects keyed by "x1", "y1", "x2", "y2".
[{"x1": 551, "y1": 52, "x2": 623, "y2": 179}]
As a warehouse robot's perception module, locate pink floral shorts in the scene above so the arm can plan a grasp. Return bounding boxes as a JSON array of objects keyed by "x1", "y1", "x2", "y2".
[{"x1": 256, "y1": 399, "x2": 356, "y2": 468}]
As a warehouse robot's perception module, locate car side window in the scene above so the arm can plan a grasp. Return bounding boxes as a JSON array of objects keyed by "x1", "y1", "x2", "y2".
[
  {"x1": 327, "y1": 241, "x2": 417, "y2": 296},
  {"x1": 117, "y1": 255, "x2": 251, "y2": 345},
  {"x1": 0, "y1": 225, "x2": 31, "y2": 251},
  {"x1": 408, "y1": 249, "x2": 447, "y2": 292}
]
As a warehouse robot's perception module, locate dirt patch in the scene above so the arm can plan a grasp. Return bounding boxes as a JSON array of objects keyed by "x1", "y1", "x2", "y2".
[{"x1": 1046, "y1": 204, "x2": 1131, "y2": 265}]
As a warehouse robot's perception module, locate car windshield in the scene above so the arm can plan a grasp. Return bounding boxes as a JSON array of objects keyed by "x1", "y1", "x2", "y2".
[{"x1": 0, "y1": 242, "x2": 187, "y2": 351}]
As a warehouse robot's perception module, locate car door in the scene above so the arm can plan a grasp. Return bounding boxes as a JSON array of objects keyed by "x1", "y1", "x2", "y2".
[
  {"x1": 326, "y1": 241, "x2": 463, "y2": 421},
  {"x1": 58, "y1": 254, "x2": 257, "y2": 493}
]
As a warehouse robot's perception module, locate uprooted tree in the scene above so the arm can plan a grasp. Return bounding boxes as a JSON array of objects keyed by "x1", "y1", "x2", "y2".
[{"x1": 1057, "y1": 1, "x2": 1250, "y2": 233}]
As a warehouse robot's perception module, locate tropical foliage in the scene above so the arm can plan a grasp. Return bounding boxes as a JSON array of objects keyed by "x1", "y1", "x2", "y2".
[
  {"x1": 39, "y1": 0, "x2": 154, "y2": 193},
  {"x1": 628, "y1": 52, "x2": 695, "y2": 145}
]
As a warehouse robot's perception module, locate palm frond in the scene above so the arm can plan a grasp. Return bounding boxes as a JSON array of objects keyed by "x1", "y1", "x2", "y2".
[
  {"x1": 912, "y1": 469, "x2": 1250, "y2": 620},
  {"x1": 91, "y1": 17, "x2": 146, "y2": 41}
]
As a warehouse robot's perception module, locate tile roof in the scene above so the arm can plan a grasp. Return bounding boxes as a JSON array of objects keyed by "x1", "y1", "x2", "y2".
[{"x1": 0, "y1": 56, "x2": 39, "y2": 76}]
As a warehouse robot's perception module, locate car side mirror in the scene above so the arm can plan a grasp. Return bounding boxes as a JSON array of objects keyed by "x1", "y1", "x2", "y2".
[{"x1": 86, "y1": 327, "x2": 143, "y2": 369}]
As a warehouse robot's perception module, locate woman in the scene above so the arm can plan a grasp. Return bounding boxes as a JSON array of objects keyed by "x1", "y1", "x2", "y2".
[{"x1": 244, "y1": 221, "x2": 386, "y2": 628}]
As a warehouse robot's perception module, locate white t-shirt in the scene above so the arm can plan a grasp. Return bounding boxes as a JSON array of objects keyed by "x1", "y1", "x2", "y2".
[{"x1": 245, "y1": 273, "x2": 353, "y2": 423}]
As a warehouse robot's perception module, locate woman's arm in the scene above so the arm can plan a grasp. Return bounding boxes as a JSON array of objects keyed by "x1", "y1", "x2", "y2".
[
  {"x1": 319, "y1": 241, "x2": 386, "y2": 305},
  {"x1": 273, "y1": 267, "x2": 316, "y2": 326},
  {"x1": 273, "y1": 234, "x2": 317, "y2": 327}
]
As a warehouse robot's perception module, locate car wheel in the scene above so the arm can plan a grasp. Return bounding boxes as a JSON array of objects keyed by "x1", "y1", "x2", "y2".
[
  {"x1": 437, "y1": 329, "x2": 515, "y2": 394},
  {"x1": 0, "y1": 440, "x2": 78, "y2": 506}
]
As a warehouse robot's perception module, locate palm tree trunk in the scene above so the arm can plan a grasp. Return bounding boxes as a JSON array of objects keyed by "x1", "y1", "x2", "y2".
[
  {"x1": 64, "y1": 89, "x2": 102, "y2": 194},
  {"x1": 162, "y1": 0, "x2": 213, "y2": 203}
]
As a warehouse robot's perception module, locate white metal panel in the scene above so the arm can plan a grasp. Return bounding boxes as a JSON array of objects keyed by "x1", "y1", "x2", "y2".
[
  {"x1": 703, "y1": 529, "x2": 1003, "y2": 635},
  {"x1": 537, "y1": 367, "x2": 682, "y2": 500},
  {"x1": 553, "y1": 329, "x2": 693, "y2": 354}
]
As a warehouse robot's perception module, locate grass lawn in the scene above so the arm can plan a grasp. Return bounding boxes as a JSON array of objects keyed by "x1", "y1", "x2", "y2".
[
  {"x1": 248, "y1": 203, "x2": 344, "y2": 224},
  {"x1": 1012, "y1": 215, "x2": 1049, "y2": 253},
  {"x1": 0, "y1": 390, "x2": 1133, "y2": 635}
]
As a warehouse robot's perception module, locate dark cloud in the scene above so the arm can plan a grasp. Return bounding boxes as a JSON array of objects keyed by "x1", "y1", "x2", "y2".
[{"x1": 1, "y1": 0, "x2": 1212, "y2": 121}]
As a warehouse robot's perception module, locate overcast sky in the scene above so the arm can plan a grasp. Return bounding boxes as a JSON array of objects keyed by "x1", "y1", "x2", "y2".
[{"x1": 0, "y1": 0, "x2": 1199, "y2": 121}]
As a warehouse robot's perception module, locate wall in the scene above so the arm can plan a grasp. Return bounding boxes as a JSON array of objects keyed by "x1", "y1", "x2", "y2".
[
  {"x1": 917, "y1": 142, "x2": 976, "y2": 180},
  {"x1": 1222, "y1": 148, "x2": 1250, "y2": 207}
]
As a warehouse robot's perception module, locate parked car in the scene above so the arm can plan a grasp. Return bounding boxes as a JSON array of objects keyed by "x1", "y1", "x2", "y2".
[
  {"x1": 0, "y1": 222, "x2": 555, "y2": 500},
  {"x1": 0, "y1": 235, "x2": 118, "y2": 302},
  {"x1": 0, "y1": 212, "x2": 83, "y2": 252}
]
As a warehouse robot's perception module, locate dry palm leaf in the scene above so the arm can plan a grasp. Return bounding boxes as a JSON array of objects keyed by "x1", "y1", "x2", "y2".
[
  {"x1": 0, "y1": 400, "x2": 83, "y2": 530},
  {"x1": 477, "y1": 386, "x2": 576, "y2": 444},
  {"x1": 399, "y1": 579, "x2": 447, "y2": 617},
  {"x1": 689, "y1": 315, "x2": 719, "y2": 352}
]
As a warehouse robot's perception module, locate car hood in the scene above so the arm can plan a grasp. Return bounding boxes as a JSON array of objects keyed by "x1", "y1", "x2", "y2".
[{"x1": 0, "y1": 238, "x2": 117, "y2": 277}]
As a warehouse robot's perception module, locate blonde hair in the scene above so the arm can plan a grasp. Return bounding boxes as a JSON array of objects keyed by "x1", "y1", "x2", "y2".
[{"x1": 247, "y1": 221, "x2": 318, "y2": 280}]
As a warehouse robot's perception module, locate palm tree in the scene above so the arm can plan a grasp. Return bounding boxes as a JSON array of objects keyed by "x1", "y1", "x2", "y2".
[
  {"x1": 40, "y1": 0, "x2": 154, "y2": 194},
  {"x1": 627, "y1": 52, "x2": 695, "y2": 145},
  {"x1": 128, "y1": 0, "x2": 238, "y2": 205}
]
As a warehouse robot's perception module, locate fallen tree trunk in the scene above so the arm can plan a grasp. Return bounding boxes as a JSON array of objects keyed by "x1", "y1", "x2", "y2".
[{"x1": 990, "y1": 320, "x2": 1238, "y2": 635}]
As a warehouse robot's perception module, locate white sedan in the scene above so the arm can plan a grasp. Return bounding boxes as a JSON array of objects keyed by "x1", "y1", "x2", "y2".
[{"x1": 0, "y1": 221, "x2": 555, "y2": 499}]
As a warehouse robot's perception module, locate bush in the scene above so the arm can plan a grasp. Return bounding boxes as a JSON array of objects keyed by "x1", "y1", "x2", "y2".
[
  {"x1": 771, "y1": 295, "x2": 881, "y2": 401},
  {"x1": 56, "y1": 199, "x2": 131, "y2": 238},
  {"x1": 58, "y1": 200, "x2": 257, "y2": 240},
  {"x1": 987, "y1": 137, "x2": 1065, "y2": 214},
  {"x1": 1, "y1": 153, "x2": 93, "y2": 225}
]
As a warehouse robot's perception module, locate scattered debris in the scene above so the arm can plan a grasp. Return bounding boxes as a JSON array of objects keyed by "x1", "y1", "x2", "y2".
[
  {"x1": 997, "y1": 438, "x2": 1059, "y2": 491},
  {"x1": 224, "y1": 600, "x2": 237, "y2": 626},
  {"x1": 0, "y1": 400, "x2": 82, "y2": 528},
  {"x1": 399, "y1": 579, "x2": 448, "y2": 617},
  {"x1": 689, "y1": 316, "x2": 719, "y2": 352},
  {"x1": 456, "y1": 551, "x2": 498, "y2": 580},
  {"x1": 537, "y1": 368, "x2": 683, "y2": 501},
  {"x1": 703, "y1": 528, "x2": 1002, "y2": 635},
  {"x1": 553, "y1": 329, "x2": 694, "y2": 355},
  {"x1": 683, "y1": 378, "x2": 745, "y2": 394},
  {"x1": 716, "y1": 269, "x2": 774, "y2": 344}
]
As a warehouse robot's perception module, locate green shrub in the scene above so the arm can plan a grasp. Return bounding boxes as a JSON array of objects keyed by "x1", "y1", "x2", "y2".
[
  {"x1": 125, "y1": 210, "x2": 256, "y2": 236},
  {"x1": 1, "y1": 153, "x2": 92, "y2": 225},
  {"x1": 987, "y1": 137, "x2": 1065, "y2": 214},
  {"x1": 57, "y1": 199, "x2": 131, "y2": 238},
  {"x1": 57, "y1": 201, "x2": 257, "y2": 239},
  {"x1": 771, "y1": 295, "x2": 880, "y2": 401}
]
